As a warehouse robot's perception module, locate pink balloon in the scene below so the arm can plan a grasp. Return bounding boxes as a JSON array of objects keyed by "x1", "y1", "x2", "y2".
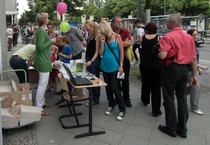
[{"x1": 56, "y1": 2, "x2": 67, "y2": 15}]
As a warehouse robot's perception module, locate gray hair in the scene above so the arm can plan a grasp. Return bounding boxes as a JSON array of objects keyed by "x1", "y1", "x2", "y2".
[{"x1": 167, "y1": 14, "x2": 182, "y2": 27}]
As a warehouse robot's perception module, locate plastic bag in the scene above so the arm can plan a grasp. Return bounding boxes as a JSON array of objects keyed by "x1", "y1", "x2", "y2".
[{"x1": 126, "y1": 47, "x2": 134, "y2": 62}]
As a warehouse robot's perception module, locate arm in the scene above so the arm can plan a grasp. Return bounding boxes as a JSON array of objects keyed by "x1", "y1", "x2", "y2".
[
  {"x1": 158, "y1": 36, "x2": 171, "y2": 59},
  {"x1": 36, "y1": 29, "x2": 56, "y2": 52},
  {"x1": 122, "y1": 30, "x2": 132, "y2": 48},
  {"x1": 98, "y1": 34, "x2": 105, "y2": 57},
  {"x1": 85, "y1": 36, "x2": 100, "y2": 67},
  {"x1": 190, "y1": 57, "x2": 198, "y2": 87},
  {"x1": 27, "y1": 53, "x2": 35, "y2": 67},
  {"x1": 116, "y1": 34, "x2": 124, "y2": 73}
]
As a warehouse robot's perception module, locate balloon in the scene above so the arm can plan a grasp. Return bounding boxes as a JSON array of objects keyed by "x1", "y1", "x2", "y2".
[
  {"x1": 56, "y1": 2, "x2": 67, "y2": 15},
  {"x1": 60, "y1": 22, "x2": 70, "y2": 33}
]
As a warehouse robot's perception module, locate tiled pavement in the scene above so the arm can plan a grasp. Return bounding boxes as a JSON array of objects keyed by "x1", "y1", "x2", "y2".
[{"x1": 3, "y1": 43, "x2": 210, "y2": 145}]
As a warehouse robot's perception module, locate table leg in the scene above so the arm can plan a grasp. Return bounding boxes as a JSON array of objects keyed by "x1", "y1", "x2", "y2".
[{"x1": 74, "y1": 88, "x2": 105, "y2": 138}]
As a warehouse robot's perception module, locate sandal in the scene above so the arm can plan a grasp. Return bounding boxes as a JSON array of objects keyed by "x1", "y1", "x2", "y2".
[{"x1": 41, "y1": 110, "x2": 49, "y2": 116}]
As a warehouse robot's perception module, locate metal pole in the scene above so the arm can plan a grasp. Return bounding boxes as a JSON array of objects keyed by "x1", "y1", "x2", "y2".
[
  {"x1": 164, "y1": 0, "x2": 166, "y2": 15},
  {"x1": 0, "y1": 0, "x2": 7, "y2": 143},
  {"x1": 137, "y1": 0, "x2": 142, "y2": 19},
  {"x1": 146, "y1": 0, "x2": 151, "y2": 23}
]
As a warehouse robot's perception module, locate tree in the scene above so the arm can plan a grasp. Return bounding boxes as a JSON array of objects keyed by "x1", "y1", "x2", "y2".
[{"x1": 173, "y1": 0, "x2": 210, "y2": 16}]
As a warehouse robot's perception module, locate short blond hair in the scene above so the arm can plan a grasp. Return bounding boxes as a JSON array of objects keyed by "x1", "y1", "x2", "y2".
[
  {"x1": 36, "y1": 13, "x2": 48, "y2": 26},
  {"x1": 99, "y1": 20, "x2": 113, "y2": 38}
]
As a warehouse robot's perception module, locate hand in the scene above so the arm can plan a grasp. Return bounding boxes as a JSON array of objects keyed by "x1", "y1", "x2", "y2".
[
  {"x1": 51, "y1": 38, "x2": 57, "y2": 43},
  {"x1": 198, "y1": 68, "x2": 204, "y2": 76},
  {"x1": 190, "y1": 77, "x2": 197, "y2": 88},
  {"x1": 84, "y1": 61, "x2": 91, "y2": 67},
  {"x1": 100, "y1": 35, "x2": 105, "y2": 43},
  {"x1": 53, "y1": 64, "x2": 60, "y2": 69},
  {"x1": 118, "y1": 65, "x2": 123, "y2": 74},
  {"x1": 58, "y1": 52, "x2": 62, "y2": 57}
]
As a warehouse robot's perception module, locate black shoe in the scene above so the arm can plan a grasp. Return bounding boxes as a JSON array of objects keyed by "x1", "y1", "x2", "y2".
[
  {"x1": 158, "y1": 125, "x2": 177, "y2": 137},
  {"x1": 125, "y1": 100, "x2": 132, "y2": 108},
  {"x1": 177, "y1": 130, "x2": 187, "y2": 138},
  {"x1": 153, "y1": 111, "x2": 162, "y2": 117}
]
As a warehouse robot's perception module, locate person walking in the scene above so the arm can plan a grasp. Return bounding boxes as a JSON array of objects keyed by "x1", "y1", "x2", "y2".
[
  {"x1": 132, "y1": 19, "x2": 144, "y2": 64},
  {"x1": 158, "y1": 14, "x2": 198, "y2": 138},
  {"x1": 98, "y1": 20, "x2": 126, "y2": 120},
  {"x1": 84, "y1": 20, "x2": 101, "y2": 106},
  {"x1": 34, "y1": 12, "x2": 57, "y2": 116},
  {"x1": 140, "y1": 22, "x2": 162, "y2": 117},
  {"x1": 111, "y1": 16, "x2": 132, "y2": 107}
]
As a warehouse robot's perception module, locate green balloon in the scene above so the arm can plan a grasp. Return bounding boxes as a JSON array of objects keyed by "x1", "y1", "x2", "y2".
[{"x1": 60, "y1": 22, "x2": 70, "y2": 33}]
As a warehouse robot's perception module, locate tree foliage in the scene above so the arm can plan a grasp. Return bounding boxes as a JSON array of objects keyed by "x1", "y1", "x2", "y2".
[{"x1": 18, "y1": 0, "x2": 210, "y2": 26}]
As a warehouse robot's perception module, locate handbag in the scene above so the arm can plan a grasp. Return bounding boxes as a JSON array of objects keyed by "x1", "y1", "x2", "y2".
[{"x1": 125, "y1": 46, "x2": 134, "y2": 62}]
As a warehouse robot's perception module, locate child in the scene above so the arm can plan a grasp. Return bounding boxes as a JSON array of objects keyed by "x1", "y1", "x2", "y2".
[
  {"x1": 48, "y1": 44, "x2": 59, "y2": 93},
  {"x1": 58, "y1": 36, "x2": 72, "y2": 63}
]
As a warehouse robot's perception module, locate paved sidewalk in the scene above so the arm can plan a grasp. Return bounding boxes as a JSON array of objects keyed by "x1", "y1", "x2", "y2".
[{"x1": 3, "y1": 43, "x2": 210, "y2": 145}]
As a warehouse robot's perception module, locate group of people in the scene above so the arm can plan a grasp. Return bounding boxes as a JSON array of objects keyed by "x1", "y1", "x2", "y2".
[
  {"x1": 6, "y1": 24, "x2": 19, "y2": 51},
  {"x1": 136, "y1": 14, "x2": 208, "y2": 139},
  {"x1": 9, "y1": 12, "x2": 208, "y2": 137}
]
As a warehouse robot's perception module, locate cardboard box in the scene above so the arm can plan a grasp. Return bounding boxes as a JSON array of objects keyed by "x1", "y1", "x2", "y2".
[
  {"x1": 1, "y1": 108, "x2": 19, "y2": 128},
  {"x1": 19, "y1": 105, "x2": 41, "y2": 122},
  {"x1": 0, "y1": 80, "x2": 32, "y2": 108}
]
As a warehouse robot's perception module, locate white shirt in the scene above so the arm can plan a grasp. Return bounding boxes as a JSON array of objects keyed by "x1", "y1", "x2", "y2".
[{"x1": 6, "y1": 28, "x2": 13, "y2": 39}]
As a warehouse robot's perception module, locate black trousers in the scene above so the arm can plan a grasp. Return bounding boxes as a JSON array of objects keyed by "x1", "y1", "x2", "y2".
[
  {"x1": 132, "y1": 44, "x2": 140, "y2": 61},
  {"x1": 161, "y1": 63, "x2": 189, "y2": 133},
  {"x1": 140, "y1": 63, "x2": 161, "y2": 114},
  {"x1": 103, "y1": 71, "x2": 125, "y2": 112},
  {"x1": 120, "y1": 56, "x2": 131, "y2": 102}
]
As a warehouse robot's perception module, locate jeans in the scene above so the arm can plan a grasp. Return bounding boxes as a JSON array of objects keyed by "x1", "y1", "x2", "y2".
[
  {"x1": 103, "y1": 71, "x2": 126, "y2": 112},
  {"x1": 161, "y1": 63, "x2": 189, "y2": 133},
  {"x1": 86, "y1": 57, "x2": 101, "y2": 103},
  {"x1": 9, "y1": 56, "x2": 28, "y2": 83},
  {"x1": 186, "y1": 72, "x2": 200, "y2": 110}
]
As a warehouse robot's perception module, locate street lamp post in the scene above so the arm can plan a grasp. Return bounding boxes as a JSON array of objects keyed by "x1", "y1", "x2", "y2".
[{"x1": 137, "y1": 0, "x2": 142, "y2": 19}]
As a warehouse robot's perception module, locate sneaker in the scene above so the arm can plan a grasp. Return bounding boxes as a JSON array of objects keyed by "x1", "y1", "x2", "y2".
[
  {"x1": 105, "y1": 107, "x2": 114, "y2": 115},
  {"x1": 191, "y1": 109, "x2": 204, "y2": 115},
  {"x1": 116, "y1": 112, "x2": 126, "y2": 121}
]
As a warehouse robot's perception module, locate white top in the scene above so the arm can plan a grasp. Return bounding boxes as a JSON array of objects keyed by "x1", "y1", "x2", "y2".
[{"x1": 6, "y1": 28, "x2": 13, "y2": 39}]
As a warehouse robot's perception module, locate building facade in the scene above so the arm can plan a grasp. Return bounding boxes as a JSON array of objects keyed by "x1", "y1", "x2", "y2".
[{"x1": 6, "y1": 0, "x2": 18, "y2": 25}]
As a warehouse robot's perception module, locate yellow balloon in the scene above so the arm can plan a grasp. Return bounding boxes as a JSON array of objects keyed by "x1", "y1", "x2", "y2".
[{"x1": 60, "y1": 22, "x2": 70, "y2": 33}]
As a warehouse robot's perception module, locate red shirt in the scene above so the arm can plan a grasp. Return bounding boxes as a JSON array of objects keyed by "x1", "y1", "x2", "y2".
[
  {"x1": 114, "y1": 28, "x2": 131, "y2": 42},
  {"x1": 160, "y1": 28, "x2": 196, "y2": 64}
]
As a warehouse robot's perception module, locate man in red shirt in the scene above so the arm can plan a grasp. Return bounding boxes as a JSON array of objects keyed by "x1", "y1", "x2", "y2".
[
  {"x1": 158, "y1": 14, "x2": 197, "y2": 138},
  {"x1": 111, "y1": 16, "x2": 132, "y2": 107}
]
